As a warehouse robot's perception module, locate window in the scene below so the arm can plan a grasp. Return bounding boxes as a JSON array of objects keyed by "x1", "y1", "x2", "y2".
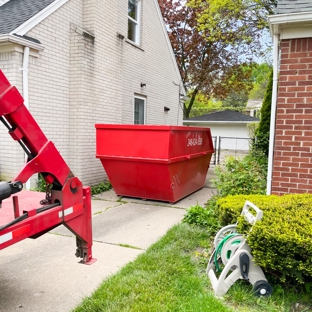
[
  {"x1": 134, "y1": 97, "x2": 145, "y2": 124},
  {"x1": 128, "y1": 0, "x2": 141, "y2": 45}
]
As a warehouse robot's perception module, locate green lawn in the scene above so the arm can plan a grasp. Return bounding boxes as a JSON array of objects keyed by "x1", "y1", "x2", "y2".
[{"x1": 73, "y1": 223, "x2": 312, "y2": 312}]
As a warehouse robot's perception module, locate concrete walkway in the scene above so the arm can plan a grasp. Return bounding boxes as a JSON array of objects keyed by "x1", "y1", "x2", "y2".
[{"x1": 0, "y1": 171, "x2": 216, "y2": 312}]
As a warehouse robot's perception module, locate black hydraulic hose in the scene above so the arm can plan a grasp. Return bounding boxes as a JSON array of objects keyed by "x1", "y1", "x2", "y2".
[
  {"x1": 0, "y1": 202, "x2": 60, "y2": 232},
  {"x1": 0, "y1": 213, "x2": 28, "y2": 231},
  {"x1": 0, "y1": 116, "x2": 10, "y2": 130},
  {"x1": 36, "y1": 203, "x2": 60, "y2": 214},
  {"x1": 0, "y1": 116, "x2": 33, "y2": 159}
]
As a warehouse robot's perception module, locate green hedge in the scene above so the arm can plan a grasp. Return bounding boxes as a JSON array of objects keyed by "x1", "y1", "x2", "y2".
[
  {"x1": 213, "y1": 155, "x2": 267, "y2": 197},
  {"x1": 217, "y1": 194, "x2": 312, "y2": 285}
]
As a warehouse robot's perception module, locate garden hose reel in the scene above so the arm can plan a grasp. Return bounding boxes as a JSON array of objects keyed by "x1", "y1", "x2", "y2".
[{"x1": 207, "y1": 201, "x2": 273, "y2": 297}]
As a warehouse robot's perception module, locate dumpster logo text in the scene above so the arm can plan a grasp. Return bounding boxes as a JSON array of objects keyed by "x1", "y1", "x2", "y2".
[{"x1": 187, "y1": 136, "x2": 203, "y2": 146}]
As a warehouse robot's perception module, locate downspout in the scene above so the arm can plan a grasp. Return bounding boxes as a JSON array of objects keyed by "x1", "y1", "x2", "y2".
[
  {"x1": 266, "y1": 34, "x2": 279, "y2": 195},
  {"x1": 22, "y1": 46, "x2": 30, "y2": 190}
]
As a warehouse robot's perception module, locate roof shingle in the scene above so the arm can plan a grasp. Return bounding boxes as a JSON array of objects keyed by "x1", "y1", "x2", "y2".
[
  {"x1": 0, "y1": 0, "x2": 55, "y2": 34},
  {"x1": 276, "y1": 0, "x2": 312, "y2": 14},
  {"x1": 184, "y1": 110, "x2": 259, "y2": 123}
]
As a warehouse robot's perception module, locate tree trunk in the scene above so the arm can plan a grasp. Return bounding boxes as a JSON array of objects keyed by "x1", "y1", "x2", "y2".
[{"x1": 184, "y1": 88, "x2": 199, "y2": 119}]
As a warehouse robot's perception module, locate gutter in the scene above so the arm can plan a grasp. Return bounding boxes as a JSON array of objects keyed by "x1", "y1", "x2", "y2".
[
  {"x1": 0, "y1": 35, "x2": 43, "y2": 189},
  {"x1": 266, "y1": 34, "x2": 279, "y2": 195},
  {"x1": 0, "y1": 34, "x2": 44, "y2": 51},
  {"x1": 21, "y1": 47, "x2": 30, "y2": 190},
  {"x1": 269, "y1": 11, "x2": 312, "y2": 34}
]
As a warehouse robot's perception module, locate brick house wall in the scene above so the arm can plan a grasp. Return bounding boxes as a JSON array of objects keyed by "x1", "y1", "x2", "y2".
[
  {"x1": 0, "y1": 51, "x2": 25, "y2": 179},
  {"x1": 0, "y1": 0, "x2": 183, "y2": 185},
  {"x1": 272, "y1": 38, "x2": 312, "y2": 195}
]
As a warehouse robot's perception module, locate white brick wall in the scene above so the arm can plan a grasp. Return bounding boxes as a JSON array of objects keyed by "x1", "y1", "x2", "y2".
[
  {"x1": 0, "y1": 51, "x2": 25, "y2": 181},
  {"x1": 0, "y1": 0, "x2": 183, "y2": 186}
]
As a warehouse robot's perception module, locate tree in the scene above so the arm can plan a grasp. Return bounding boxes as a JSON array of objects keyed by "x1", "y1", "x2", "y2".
[
  {"x1": 188, "y1": 93, "x2": 222, "y2": 117},
  {"x1": 158, "y1": 0, "x2": 276, "y2": 119},
  {"x1": 249, "y1": 63, "x2": 272, "y2": 100},
  {"x1": 254, "y1": 69, "x2": 273, "y2": 156},
  {"x1": 188, "y1": 0, "x2": 277, "y2": 47},
  {"x1": 158, "y1": 0, "x2": 255, "y2": 119},
  {"x1": 221, "y1": 90, "x2": 249, "y2": 108}
]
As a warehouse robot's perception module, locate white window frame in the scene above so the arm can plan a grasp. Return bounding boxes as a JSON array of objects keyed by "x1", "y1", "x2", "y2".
[
  {"x1": 127, "y1": 0, "x2": 141, "y2": 45},
  {"x1": 134, "y1": 96, "x2": 146, "y2": 124}
]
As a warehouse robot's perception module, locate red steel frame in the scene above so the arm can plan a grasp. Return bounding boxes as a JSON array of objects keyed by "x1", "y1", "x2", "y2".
[{"x1": 0, "y1": 70, "x2": 95, "y2": 264}]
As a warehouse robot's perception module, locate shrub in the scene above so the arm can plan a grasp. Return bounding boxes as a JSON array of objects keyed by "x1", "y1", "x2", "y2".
[
  {"x1": 213, "y1": 154, "x2": 267, "y2": 197},
  {"x1": 91, "y1": 181, "x2": 112, "y2": 195},
  {"x1": 34, "y1": 175, "x2": 112, "y2": 196},
  {"x1": 182, "y1": 197, "x2": 221, "y2": 237},
  {"x1": 36, "y1": 173, "x2": 47, "y2": 192},
  {"x1": 217, "y1": 194, "x2": 312, "y2": 286},
  {"x1": 253, "y1": 69, "x2": 273, "y2": 156},
  {"x1": 216, "y1": 194, "x2": 276, "y2": 226}
]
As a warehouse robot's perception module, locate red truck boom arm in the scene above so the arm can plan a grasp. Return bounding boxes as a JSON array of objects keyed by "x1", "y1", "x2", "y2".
[{"x1": 0, "y1": 70, "x2": 95, "y2": 264}]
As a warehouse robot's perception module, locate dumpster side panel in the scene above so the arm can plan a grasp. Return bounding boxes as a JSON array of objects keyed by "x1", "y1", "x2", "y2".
[
  {"x1": 169, "y1": 154, "x2": 212, "y2": 202},
  {"x1": 169, "y1": 127, "x2": 214, "y2": 159},
  {"x1": 96, "y1": 125, "x2": 170, "y2": 159},
  {"x1": 100, "y1": 159, "x2": 174, "y2": 202}
]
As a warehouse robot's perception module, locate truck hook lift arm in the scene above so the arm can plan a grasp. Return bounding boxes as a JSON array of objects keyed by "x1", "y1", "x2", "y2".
[{"x1": 0, "y1": 70, "x2": 95, "y2": 264}]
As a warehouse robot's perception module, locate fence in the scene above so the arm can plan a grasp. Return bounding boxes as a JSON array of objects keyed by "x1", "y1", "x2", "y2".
[{"x1": 211, "y1": 136, "x2": 254, "y2": 165}]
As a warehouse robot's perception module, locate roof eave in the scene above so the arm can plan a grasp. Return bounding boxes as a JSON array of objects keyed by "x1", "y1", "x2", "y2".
[
  {"x1": 154, "y1": 0, "x2": 186, "y2": 95},
  {"x1": 0, "y1": 34, "x2": 44, "y2": 51},
  {"x1": 268, "y1": 11, "x2": 312, "y2": 37}
]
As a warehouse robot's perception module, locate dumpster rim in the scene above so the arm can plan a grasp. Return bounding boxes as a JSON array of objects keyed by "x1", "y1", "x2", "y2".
[
  {"x1": 96, "y1": 150, "x2": 214, "y2": 164},
  {"x1": 95, "y1": 124, "x2": 212, "y2": 132}
]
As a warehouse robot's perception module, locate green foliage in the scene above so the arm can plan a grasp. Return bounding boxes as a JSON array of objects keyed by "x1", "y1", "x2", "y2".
[
  {"x1": 0, "y1": 174, "x2": 5, "y2": 181},
  {"x1": 34, "y1": 175, "x2": 112, "y2": 195},
  {"x1": 182, "y1": 197, "x2": 221, "y2": 237},
  {"x1": 246, "y1": 122, "x2": 259, "y2": 139},
  {"x1": 254, "y1": 69, "x2": 273, "y2": 156},
  {"x1": 221, "y1": 90, "x2": 249, "y2": 108},
  {"x1": 188, "y1": 0, "x2": 276, "y2": 38},
  {"x1": 217, "y1": 194, "x2": 275, "y2": 226},
  {"x1": 213, "y1": 154, "x2": 267, "y2": 197},
  {"x1": 249, "y1": 63, "x2": 272, "y2": 100},
  {"x1": 91, "y1": 181, "x2": 112, "y2": 195},
  {"x1": 188, "y1": 93, "x2": 222, "y2": 118},
  {"x1": 217, "y1": 194, "x2": 312, "y2": 286},
  {"x1": 35, "y1": 173, "x2": 48, "y2": 192}
]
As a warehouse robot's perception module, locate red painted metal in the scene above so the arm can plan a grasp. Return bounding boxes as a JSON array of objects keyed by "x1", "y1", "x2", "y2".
[
  {"x1": 95, "y1": 124, "x2": 214, "y2": 203},
  {"x1": 0, "y1": 70, "x2": 95, "y2": 264},
  {"x1": 12, "y1": 196, "x2": 20, "y2": 218}
]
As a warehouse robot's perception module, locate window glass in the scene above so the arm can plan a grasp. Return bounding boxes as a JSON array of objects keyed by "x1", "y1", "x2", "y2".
[
  {"x1": 128, "y1": 20, "x2": 136, "y2": 42},
  {"x1": 128, "y1": 0, "x2": 137, "y2": 20},
  {"x1": 134, "y1": 97, "x2": 145, "y2": 124},
  {"x1": 127, "y1": 0, "x2": 141, "y2": 44}
]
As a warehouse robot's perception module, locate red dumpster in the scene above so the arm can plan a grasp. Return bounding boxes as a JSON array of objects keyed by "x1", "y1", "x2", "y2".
[{"x1": 95, "y1": 125, "x2": 214, "y2": 203}]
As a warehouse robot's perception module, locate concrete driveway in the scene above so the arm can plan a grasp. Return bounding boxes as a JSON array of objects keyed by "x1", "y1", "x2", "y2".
[{"x1": 0, "y1": 180, "x2": 215, "y2": 312}]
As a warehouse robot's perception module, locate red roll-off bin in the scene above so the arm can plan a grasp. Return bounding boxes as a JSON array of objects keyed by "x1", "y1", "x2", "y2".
[{"x1": 95, "y1": 125, "x2": 214, "y2": 203}]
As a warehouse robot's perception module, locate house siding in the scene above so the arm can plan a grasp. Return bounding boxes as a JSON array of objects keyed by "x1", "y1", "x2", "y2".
[
  {"x1": 272, "y1": 38, "x2": 312, "y2": 195},
  {"x1": 0, "y1": 0, "x2": 182, "y2": 185}
]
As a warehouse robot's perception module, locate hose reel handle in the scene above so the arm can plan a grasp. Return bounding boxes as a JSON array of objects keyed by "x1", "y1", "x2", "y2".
[{"x1": 241, "y1": 201, "x2": 263, "y2": 225}]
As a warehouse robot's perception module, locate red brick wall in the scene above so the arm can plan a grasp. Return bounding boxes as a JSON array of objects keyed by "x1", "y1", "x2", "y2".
[{"x1": 272, "y1": 38, "x2": 312, "y2": 195}]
